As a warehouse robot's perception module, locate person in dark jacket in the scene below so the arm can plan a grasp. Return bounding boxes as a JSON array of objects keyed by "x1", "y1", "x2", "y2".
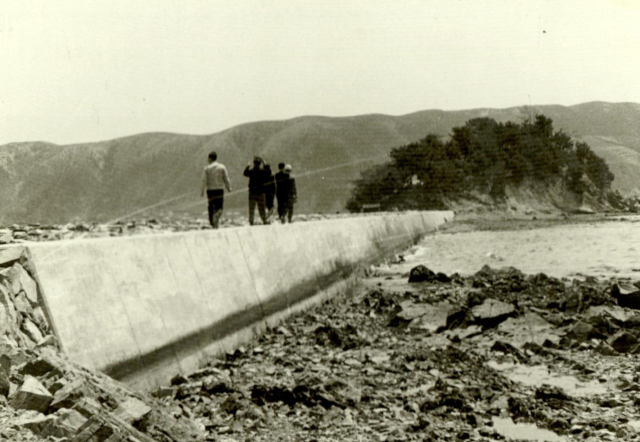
[
  {"x1": 263, "y1": 164, "x2": 276, "y2": 221},
  {"x1": 279, "y1": 164, "x2": 297, "y2": 223},
  {"x1": 243, "y1": 156, "x2": 270, "y2": 225},
  {"x1": 274, "y1": 163, "x2": 288, "y2": 221}
]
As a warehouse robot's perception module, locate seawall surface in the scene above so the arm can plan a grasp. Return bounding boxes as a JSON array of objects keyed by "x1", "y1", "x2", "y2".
[{"x1": 17, "y1": 211, "x2": 452, "y2": 390}]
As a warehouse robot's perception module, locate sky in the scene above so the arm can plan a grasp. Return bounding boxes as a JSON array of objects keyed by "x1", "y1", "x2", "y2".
[{"x1": 1, "y1": 0, "x2": 639, "y2": 145}]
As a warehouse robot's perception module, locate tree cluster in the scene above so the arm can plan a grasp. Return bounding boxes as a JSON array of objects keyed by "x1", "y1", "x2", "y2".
[{"x1": 347, "y1": 115, "x2": 614, "y2": 212}]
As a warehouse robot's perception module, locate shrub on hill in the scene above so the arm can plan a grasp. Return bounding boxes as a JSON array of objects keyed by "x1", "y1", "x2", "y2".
[{"x1": 346, "y1": 115, "x2": 615, "y2": 212}]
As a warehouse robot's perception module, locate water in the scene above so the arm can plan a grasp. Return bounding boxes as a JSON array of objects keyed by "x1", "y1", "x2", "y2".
[
  {"x1": 487, "y1": 361, "x2": 608, "y2": 396},
  {"x1": 492, "y1": 417, "x2": 566, "y2": 441},
  {"x1": 403, "y1": 217, "x2": 640, "y2": 279}
]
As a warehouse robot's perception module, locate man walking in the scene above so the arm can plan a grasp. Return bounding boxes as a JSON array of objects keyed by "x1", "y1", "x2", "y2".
[
  {"x1": 200, "y1": 152, "x2": 231, "y2": 229},
  {"x1": 243, "y1": 156, "x2": 269, "y2": 225},
  {"x1": 278, "y1": 164, "x2": 297, "y2": 223},
  {"x1": 274, "y1": 163, "x2": 288, "y2": 221}
]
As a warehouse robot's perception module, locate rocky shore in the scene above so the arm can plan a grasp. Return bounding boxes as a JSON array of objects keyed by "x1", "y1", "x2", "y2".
[
  {"x1": 149, "y1": 261, "x2": 640, "y2": 442},
  {"x1": 3, "y1": 215, "x2": 640, "y2": 441}
]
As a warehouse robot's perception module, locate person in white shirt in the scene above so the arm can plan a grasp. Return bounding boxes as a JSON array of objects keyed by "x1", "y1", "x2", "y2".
[{"x1": 200, "y1": 152, "x2": 232, "y2": 228}]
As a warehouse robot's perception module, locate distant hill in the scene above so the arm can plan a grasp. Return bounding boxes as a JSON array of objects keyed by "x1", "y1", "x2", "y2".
[{"x1": 1, "y1": 102, "x2": 640, "y2": 224}]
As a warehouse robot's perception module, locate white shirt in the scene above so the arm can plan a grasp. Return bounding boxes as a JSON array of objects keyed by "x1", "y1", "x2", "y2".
[{"x1": 203, "y1": 162, "x2": 231, "y2": 191}]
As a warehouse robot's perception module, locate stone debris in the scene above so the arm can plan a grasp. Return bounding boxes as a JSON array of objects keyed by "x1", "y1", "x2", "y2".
[
  {"x1": 10, "y1": 376, "x2": 53, "y2": 413},
  {"x1": 0, "y1": 246, "x2": 205, "y2": 441},
  {"x1": 0, "y1": 213, "x2": 356, "y2": 245},
  {"x1": 151, "y1": 263, "x2": 640, "y2": 441},
  {"x1": 5, "y1": 220, "x2": 640, "y2": 440}
]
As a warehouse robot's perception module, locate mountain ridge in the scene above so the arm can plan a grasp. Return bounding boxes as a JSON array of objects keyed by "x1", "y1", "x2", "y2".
[{"x1": 2, "y1": 102, "x2": 640, "y2": 224}]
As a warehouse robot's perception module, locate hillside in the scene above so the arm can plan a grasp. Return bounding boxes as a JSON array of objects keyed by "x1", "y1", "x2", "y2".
[{"x1": 1, "y1": 102, "x2": 640, "y2": 224}]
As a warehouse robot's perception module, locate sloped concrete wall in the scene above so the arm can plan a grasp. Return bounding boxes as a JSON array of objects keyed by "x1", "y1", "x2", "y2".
[{"x1": 22, "y1": 212, "x2": 452, "y2": 390}]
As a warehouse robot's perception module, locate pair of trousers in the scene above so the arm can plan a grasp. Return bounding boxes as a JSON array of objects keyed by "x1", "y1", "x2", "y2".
[
  {"x1": 206, "y1": 189, "x2": 224, "y2": 228},
  {"x1": 279, "y1": 200, "x2": 294, "y2": 223},
  {"x1": 248, "y1": 193, "x2": 267, "y2": 225}
]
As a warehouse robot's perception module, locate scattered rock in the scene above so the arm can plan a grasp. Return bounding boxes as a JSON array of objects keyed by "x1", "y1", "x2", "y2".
[
  {"x1": 470, "y1": 298, "x2": 516, "y2": 327},
  {"x1": 10, "y1": 376, "x2": 54, "y2": 413},
  {"x1": 608, "y1": 330, "x2": 638, "y2": 353}
]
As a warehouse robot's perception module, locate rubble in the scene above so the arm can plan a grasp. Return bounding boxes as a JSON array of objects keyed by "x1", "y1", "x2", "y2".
[
  {"x1": 0, "y1": 245, "x2": 205, "y2": 441},
  {"x1": 146, "y1": 262, "x2": 640, "y2": 441}
]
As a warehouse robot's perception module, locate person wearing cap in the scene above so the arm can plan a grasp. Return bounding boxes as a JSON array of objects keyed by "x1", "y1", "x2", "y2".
[
  {"x1": 243, "y1": 156, "x2": 270, "y2": 225},
  {"x1": 278, "y1": 164, "x2": 297, "y2": 223},
  {"x1": 200, "y1": 151, "x2": 232, "y2": 229}
]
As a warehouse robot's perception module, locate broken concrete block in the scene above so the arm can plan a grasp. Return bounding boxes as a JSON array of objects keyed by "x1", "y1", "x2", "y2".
[
  {"x1": 10, "y1": 376, "x2": 54, "y2": 413},
  {"x1": 20, "y1": 356, "x2": 58, "y2": 377},
  {"x1": 114, "y1": 397, "x2": 152, "y2": 425},
  {"x1": 73, "y1": 415, "x2": 119, "y2": 442},
  {"x1": 10, "y1": 411, "x2": 54, "y2": 433},
  {"x1": 0, "y1": 284, "x2": 18, "y2": 336},
  {"x1": 42, "y1": 408, "x2": 89, "y2": 438},
  {"x1": 0, "y1": 247, "x2": 24, "y2": 267},
  {"x1": 73, "y1": 396, "x2": 103, "y2": 418}
]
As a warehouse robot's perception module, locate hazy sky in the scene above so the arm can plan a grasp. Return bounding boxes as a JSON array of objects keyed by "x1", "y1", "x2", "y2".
[{"x1": 1, "y1": 0, "x2": 639, "y2": 145}]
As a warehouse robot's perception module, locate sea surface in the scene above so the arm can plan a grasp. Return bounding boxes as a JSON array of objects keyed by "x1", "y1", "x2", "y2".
[{"x1": 403, "y1": 215, "x2": 640, "y2": 280}]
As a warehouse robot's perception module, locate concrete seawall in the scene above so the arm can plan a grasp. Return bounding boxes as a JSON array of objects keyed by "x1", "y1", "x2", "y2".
[{"x1": 12, "y1": 211, "x2": 452, "y2": 390}]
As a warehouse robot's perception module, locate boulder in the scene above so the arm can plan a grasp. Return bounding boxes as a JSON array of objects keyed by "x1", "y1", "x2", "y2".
[
  {"x1": 21, "y1": 317, "x2": 44, "y2": 344},
  {"x1": 72, "y1": 397, "x2": 103, "y2": 418},
  {"x1": 409, "y1": 302, "x2": 456, "y2": 332},
  {"x1": 73, "y1": 415, "x2": 118, "y2": 442},
  {"x1": 114, "y1": 397, "x2": 152, "y2": 426},
  {"x1": 0, "y1": 231, "x2": 14, "y2": 244},
  {"x1": 470, "y1": 299, "x2": 516, "y2": 327},
  {"x1": 608, "y1": 331, "x2": 638, "y2": 354},
  {"x1": 50, "y1": 379, "x2": 89, "y2": 412},
  {"x1": 0, "y1": 284, "x2": 18, "y2": 336},
  {"x1": 611, "y1": 283, "x2": 640, "y2": 309},
  {"x1": 13, "y1": 292, "x2": 32, "y2": 315},
  {"x1": 35, "y1": 335, "x2": 58, "y2": 349},
  {"x1": 0, "y1": 367, "x2": 9, "y2": 398},
  {"x1": 0, "y1": 247, "x2": 23, "y2": 267},
  {"x1": 388, "y1": 301, "x2": 453, "y2": 331},
  {"x1": 10, "y1": 411, "x2": 55, "y2": 433},
  {"x1": 20, "y1": 356, "x2": 58, "y2": 377},
  {"x1": 44, "y1": 408, "x2": 88, "y2": 438},
  {"x1": 389, "y1": 301, "x2": 433, "y2": 326},
  {"x1": 10, "y1": 376, "x2": 54, "y2": 413},
  {"x1": 566, "y1": 321, "x2": 604, "y2": 342},
  {"x1": 408, "y1": 265, "x2": 436, "y2": 283},
  {"x1": 594, "y1": 341, "x2": 618, "y2": 356},
  {"x1": 32, "y1": 306, "x2": 50, "y2": 331}
]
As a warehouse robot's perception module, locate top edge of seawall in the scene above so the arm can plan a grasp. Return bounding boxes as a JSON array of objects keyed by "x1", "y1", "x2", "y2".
[{"x1": 9, "y1": 211, "x2": 453, "y2": 249}]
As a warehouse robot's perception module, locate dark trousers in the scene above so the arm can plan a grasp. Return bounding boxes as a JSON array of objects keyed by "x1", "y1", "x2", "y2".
[
  {"x1": 266, "y1": 191, "x2": 275, "y2": 211},
  {"x1": 277, "y1": 196, "x2": 287, "y2": 219},
  {"x1": 248, "y1": 193, "x2": 267, "y2": 225},
  {"x1": 277, "y1": 197, "x2": 294, "y2": 223},
  {"x1": 207, "y1": 189, "x2": 224, "y2": 228}
]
